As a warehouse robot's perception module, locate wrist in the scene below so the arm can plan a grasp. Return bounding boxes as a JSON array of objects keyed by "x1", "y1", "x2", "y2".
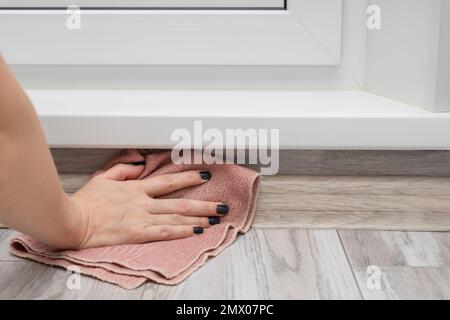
[{"x1": 51, "y1": 193, "x2": 86, "y2": 250}]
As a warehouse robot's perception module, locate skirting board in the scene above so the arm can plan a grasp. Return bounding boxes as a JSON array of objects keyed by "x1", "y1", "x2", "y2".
[{"x1": 51, "y1": 148, "x2": 450, "y2": 176}]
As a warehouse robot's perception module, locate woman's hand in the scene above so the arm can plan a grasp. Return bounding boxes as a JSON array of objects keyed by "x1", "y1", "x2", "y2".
[
  {"x1": 0, "y1": 56, "x2": 229, "y2": 251},
  {"x1": 65, "y1": 162, "x2": 228, "y2": 250}
]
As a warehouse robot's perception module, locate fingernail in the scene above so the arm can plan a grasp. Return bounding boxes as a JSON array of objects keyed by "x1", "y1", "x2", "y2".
[
  {"x1": 208, "y1": 217, "x2": 221, "y2": 225},
  {"x1": 199, "y1": 171, "x2": 211, "y2": 180},
  {"x1": 193, "y1": 226, "x2": 204, "y2": 234},
  {"x1": 216, "y1": 204, "x2": 229, "y2": 215},
  {"x1": 130, "y1": 161, "x2": 146, "y2": 166}
]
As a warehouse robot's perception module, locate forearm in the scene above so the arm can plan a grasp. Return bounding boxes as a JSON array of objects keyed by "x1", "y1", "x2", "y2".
[{"x1": 0, "y1": 55, "x2": 77, "y2": 248}]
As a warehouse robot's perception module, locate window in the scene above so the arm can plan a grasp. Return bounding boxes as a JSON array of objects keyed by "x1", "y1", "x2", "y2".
[
  {"x1": 1, "y1": 0, "x2": 286, "y2": 10},
  {"x1": 0, "y1": 0, "x2": 342, "y2": 65}
]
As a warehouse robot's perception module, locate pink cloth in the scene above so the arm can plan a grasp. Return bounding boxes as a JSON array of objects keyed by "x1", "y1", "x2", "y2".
[{"x1": 10, "y1": 150, "x2": 260, "y2": 289}]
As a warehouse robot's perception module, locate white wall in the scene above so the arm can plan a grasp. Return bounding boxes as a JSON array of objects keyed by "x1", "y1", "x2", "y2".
[
  {"x1": 2, "y1": 0, "x2": 284, "y2": 8},
  {"x1": 435, "y1": 0, "x2": 450, "y2": 112},
  {"x1": 365, "y1": 0, "x2": 449, "y2": 112},
  {"x1": 11, "y1": 0, "x2": 367, "y2": 91}
]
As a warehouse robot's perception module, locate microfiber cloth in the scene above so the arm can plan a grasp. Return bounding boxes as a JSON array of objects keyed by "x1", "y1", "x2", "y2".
[{"x1": 9, "y1": 150, "x2": 260, "y2": 289}]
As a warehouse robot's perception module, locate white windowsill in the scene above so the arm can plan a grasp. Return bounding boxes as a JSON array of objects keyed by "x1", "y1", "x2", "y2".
[{"x1": 29, "y1": 89, "x2": 450, "y2": 150}]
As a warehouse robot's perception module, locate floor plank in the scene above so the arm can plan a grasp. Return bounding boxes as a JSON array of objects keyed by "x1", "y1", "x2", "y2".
[
  {"x1": 353, "y1": 266, "x2": 450, "y2": 300},
  {"x1": 338, "y1": 230, "x2": 450, "y2": 300},
  {"x1": 0, "y1": 230, "x2": 21, "y2": 262},
  {"x1": 258, "y1": 193, "x2": 450, "y2": 213},
  {"x1": 254, "y1": 212, "x2": 450, "y2": 231},
  {"x1": 0, "y1": 261, "x2": 144, "y2": 300},
  {"x1": 261, "y1": 175, "x2": 450, "y2": 196},
  {"x1": 4, "y1": 213, "x2": 448, "y2": 233},
  {"x1": 338, "y1": 231, "x2": 450, "y2": 267},
  {"x1": 142, "y1": 229, "x2": 361, "y2": 300}
]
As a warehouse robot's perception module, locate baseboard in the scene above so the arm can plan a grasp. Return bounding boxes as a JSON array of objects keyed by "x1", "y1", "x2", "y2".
[{"x1": 52, "y1": 148, "x2": 450, "y2": 176}]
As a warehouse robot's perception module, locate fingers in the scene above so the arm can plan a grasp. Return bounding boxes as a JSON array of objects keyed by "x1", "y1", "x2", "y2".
[
  {"x1": 136, "y1": 225, "x2": 204, "y2": 243},
  {"x1": 99, "y1": 163, "x2": 145, "y2": 181},
  {"x1": 128, "y1": 212, "x2": 221, "y2": 244},
  {"x1": 150, "y1": 198, "x2": 227, "y2": 217},
  {"x1": 148, "y1": 214, "x2": 217, "y2": 228},
  {"x1": 141, "y1": 170, "x2": 211, "y2": 196}
]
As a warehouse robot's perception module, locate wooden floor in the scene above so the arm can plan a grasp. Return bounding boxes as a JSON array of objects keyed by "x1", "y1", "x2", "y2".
[
  {"x1": 0, "y1": 228, "x2": 449, "y2": 299},
  {"x1": 0, "y1": 174, "x2": 449, "y2": 299}
]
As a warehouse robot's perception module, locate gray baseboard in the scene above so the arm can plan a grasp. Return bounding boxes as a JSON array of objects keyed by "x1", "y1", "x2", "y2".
[{"x1": 51, "y1": 148, "x2": 450, "y2": 176}]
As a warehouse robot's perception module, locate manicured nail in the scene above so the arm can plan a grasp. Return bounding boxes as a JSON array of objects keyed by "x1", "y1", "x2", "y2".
[
  {"x1": 193, "y1": 226, "x2": 204, "y2": 234},
  {"x1": 130, "y1": 161, "x2": 146, "y2": 166},
  {"x1": 208, "y1": 217, "x2": 221, "y2": 225},
  {"x1": 216, "y1": 204, "x2": 229, "y2": 215},
  {"x1": 199, "y1": 171, "x2": 211, "y2": 180}
]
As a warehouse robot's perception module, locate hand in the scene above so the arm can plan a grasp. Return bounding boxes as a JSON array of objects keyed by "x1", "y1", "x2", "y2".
[{"x1": 64, "y1": 163, "x2": 228, "y2": 250}]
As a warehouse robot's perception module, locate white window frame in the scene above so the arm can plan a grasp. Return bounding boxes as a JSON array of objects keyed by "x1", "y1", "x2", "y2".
[
  {"x1": 0, "y1": 0, "x2": 285, "y2": 9},
  {"x1": 0, "y1": 0, "x2": 342, "y2": 65}
]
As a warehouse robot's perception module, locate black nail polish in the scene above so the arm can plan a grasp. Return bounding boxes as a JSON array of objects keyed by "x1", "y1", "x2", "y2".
[
  {"x1": 200, "y1": 171, "x2": 211, "y2": 180},
  {"x1": 130, "y1": 161, "x2": 146, "y2": 166},
  {"x1": 193, "y1": 226, "x2": 204, "y2": 234},
  {"x1": 216, "y1": 204, "x2": 229, "y2": 215},
  {"x1": 208, "y1": 217, "x2": 221, "y2": 225}
]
